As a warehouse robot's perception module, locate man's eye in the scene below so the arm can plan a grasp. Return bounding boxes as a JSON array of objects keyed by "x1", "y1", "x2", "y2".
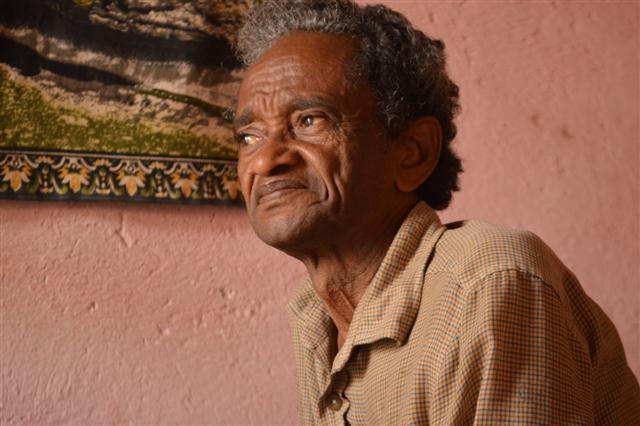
[
  {"x1": 301, "y1": 115, "x2": 315, "y2": 127},
  {"x1": 237, "y1": 134, "x2": 262, "y2": 146}
]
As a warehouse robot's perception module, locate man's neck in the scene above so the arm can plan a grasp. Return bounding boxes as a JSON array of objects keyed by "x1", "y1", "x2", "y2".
[{"x1": 298, "y1": 201, "x2": 417, "y2": 349}]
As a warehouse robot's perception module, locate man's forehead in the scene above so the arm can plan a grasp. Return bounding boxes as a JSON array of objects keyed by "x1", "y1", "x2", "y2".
[
  {"x1": 247, "y1": 33, "x2": 359, "y2": 80},
  {"x1": 237, "y1": 59, "x2": 326, "y2": 116},
  {"x1": 236, "y1": 34, "x2": 363, "y2": 114},
  {"x1": 234, "y1": 58, "x2": 346, "y2": 129},
  {"x1": 242, "y1": 57, "x2": 306, "y2": 93}
]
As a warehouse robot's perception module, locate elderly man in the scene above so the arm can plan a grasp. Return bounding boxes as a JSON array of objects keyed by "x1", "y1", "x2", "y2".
[{"x1": 233, "y1": 0, "x2": 640, "y2": 424}]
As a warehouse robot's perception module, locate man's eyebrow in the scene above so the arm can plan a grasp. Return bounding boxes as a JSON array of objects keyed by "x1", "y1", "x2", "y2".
[
  {"x1": 288, "y1": 97, "x2": 338, "y2": 114},
  {"x1": 233, "y1": 108, "x2": 254, "y2": 130}
]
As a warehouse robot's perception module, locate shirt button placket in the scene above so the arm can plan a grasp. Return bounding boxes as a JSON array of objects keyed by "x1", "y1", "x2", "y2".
[{"x1": 324, "y1": 370, "x2": 349, "y2": 424}]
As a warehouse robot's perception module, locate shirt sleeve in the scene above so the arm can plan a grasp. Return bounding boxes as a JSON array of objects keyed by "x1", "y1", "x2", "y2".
[{"x1": 447, "y1": 269, "x2": 596, "y2": 425}]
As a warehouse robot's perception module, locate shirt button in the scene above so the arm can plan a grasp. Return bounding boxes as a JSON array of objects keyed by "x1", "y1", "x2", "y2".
[{"x1": 326, "y1": 392, "x2": 343, "y2": 411}]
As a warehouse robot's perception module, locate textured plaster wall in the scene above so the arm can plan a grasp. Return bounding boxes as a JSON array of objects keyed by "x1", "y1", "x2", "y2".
[{"x1": 1, "y1": 1, "x2": 638, "y2": 425}]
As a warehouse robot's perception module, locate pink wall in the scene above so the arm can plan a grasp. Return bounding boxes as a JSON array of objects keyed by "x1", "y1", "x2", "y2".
[{"x1": 1, "y1": 2, "x2": 638, "y2": 424}]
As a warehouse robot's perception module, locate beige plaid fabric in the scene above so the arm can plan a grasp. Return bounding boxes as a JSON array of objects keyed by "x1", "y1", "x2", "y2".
[{"x1": 287, "y1": 202, "x2": 640, "y2": 425}]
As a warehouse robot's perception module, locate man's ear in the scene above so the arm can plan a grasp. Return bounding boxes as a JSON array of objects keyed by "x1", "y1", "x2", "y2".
[{"x1": 392, "y1": 116, "x2": 442, "y2": 193}]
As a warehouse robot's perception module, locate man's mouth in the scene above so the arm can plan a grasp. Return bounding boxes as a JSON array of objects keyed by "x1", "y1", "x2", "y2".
[{"x1": 255, "y1": 179, "x2": 307, "y2": 204}]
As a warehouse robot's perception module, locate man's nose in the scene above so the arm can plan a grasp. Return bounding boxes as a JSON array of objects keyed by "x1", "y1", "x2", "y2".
[{"x1": 249, "y1": 136, "x2": 300, "y2": 176}]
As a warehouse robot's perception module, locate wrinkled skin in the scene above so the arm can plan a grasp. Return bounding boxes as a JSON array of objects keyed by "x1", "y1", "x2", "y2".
[{"x1": 235, "y1": 32, "x2": 409, "y2": 256}]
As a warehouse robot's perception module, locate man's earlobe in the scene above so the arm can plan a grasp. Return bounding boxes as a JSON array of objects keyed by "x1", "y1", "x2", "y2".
[{"x1": 394, "y1": 116, "x2": 442, "y2": 193}]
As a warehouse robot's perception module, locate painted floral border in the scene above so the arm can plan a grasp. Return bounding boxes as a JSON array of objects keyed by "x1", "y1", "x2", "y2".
[{"x1": 0, "y1": 149, "x2": 242, "y2": 205}]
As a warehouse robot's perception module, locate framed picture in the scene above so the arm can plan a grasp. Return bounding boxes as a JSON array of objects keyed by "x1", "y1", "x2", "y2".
[{"x1": 0, "y1": 0, "x2": 251, "y2": 205}]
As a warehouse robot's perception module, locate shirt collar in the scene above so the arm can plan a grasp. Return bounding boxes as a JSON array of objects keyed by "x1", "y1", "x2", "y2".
[{"x1": 287, "y1": 202, "x2": 445, "y2": 367}]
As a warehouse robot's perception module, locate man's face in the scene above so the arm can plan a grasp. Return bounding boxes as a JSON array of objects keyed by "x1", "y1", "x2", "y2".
[{"x1": 235, "y1": 32, "x2": 397, "y2": 253}]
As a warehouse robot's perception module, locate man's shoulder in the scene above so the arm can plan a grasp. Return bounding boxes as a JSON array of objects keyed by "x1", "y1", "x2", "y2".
[{"x1": 429, "y1": 219, "x2": 571, "y2": 293}]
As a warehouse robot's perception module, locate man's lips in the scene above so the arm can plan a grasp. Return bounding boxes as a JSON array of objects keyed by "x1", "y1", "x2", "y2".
[{"x1": 254, "y1": 179, "x2": 307, "y2": 204}]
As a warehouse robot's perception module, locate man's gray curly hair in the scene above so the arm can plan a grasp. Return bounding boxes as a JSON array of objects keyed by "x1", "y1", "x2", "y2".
[{"x1": 236, "y1": 0, "x2": 462, "y2": 210}]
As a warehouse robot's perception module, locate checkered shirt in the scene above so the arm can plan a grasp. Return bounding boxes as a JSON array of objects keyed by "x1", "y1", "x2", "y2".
[{"x1": 287, "y1": 202, "x2": 640, "y2": 425}]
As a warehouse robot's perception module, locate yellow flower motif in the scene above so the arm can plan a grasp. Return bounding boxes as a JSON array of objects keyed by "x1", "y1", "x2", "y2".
[
  {"x1": 171, "y1": 164, "x2": 198, "y2": 198},
  {"x1": 117, "y1": 161, "x2": 146, "y2": 196},
  {"x1": 2, "y1": 157, "x2": 31, "y2": 192},
  {"x1": 59, "y1": 159, "x2": 89, "y2": 193},
  {"x1": 222, "y1": 175, "x2": 239, "y2": 200}
]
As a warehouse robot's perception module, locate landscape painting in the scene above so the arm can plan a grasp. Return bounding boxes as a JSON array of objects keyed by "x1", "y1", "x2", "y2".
[{"x1": 0, "y1": 0, "x2": 252, "y2": 204}]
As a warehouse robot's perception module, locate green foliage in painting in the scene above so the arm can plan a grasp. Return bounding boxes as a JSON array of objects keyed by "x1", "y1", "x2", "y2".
[{"x1": 0, "y1": 69, "x2": 237, "y2": 160}]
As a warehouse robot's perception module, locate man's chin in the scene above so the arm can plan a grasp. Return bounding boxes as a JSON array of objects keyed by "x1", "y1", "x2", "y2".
[
  {"x1": 249, "y1": 210, "x2": 327, "y2": 253},
  {"x1": 252, "y1": 220, "x2": 309, "y2": 250}
]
